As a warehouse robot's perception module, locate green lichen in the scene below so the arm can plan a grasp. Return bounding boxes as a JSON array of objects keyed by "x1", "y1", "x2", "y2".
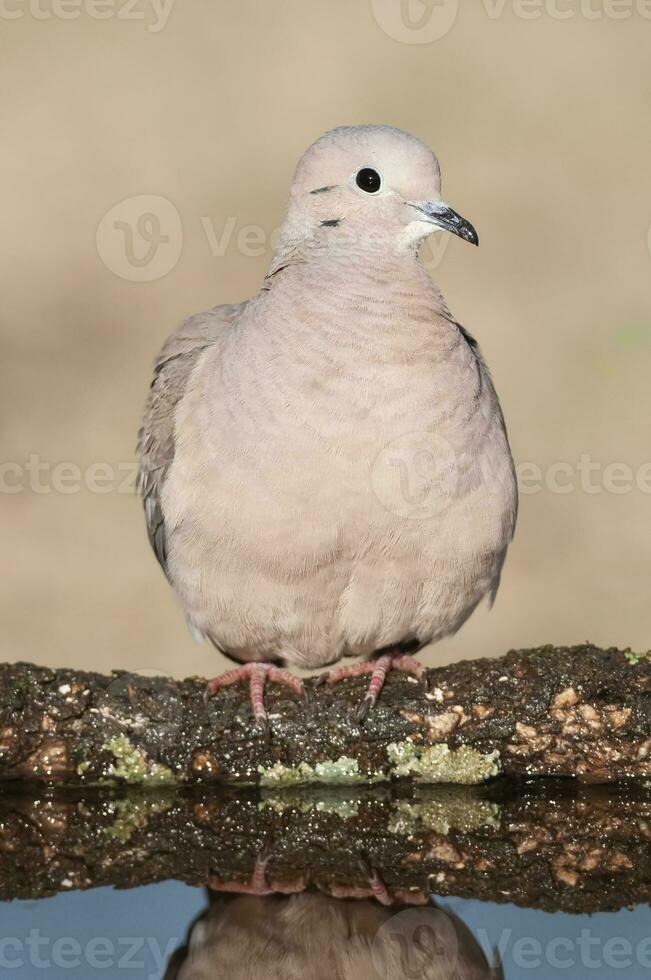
[
  {"x1": 258, "y1": 795, "x2": 313, "y2": 814},
  {"x1": 387, "y1": 741, "x2": 501, "y2": 784},
  {"x1": 104, "y1": 796, "x2": 172, "y2": 842},
  {"x1": 314, "y1": 757, "x2": 363, "y2": 783},
  {"x1": 102, "y1": 735, "x2": 175, "y2": 786},
  {"x1": 257, "y1": 744, "x2": 501, "y2": 788},
  {"x1": 259, "y1": 793, "x2": 360, "y2": 819},
  {"x1": 257, "y1": 756, "x2": 382, "y2": 788},
  {"x1": 316, "y1": 798, "x2": 359, "y2": 819},
  {"x1": 257, "y1": 761, "x2": 314, "y2": 788},
  {"x1": 388, "y1": 796, "x2": 501, "y2": 835},
  {"x1": 624, "y1": 651, "x2": 649, "y2": 666}
]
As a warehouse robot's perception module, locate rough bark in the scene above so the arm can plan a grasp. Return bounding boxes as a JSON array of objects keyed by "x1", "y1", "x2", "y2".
[
  {"x1": 0, "y1": 645, "x2": 649, "y2": 787},
  {"x1": 0, "y1": 781, "x2": 648, "y2": 913}
]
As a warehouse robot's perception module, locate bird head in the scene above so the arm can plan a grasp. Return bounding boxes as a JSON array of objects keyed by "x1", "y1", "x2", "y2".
[{"x1": 276, "y1": 125, "x2": 478, "y2": 263}]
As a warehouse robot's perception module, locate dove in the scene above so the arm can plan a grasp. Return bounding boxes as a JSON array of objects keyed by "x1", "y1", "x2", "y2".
[
  {"x1": 164, "y1": 889, "x2": 497, "y2": 980},
  {"x1": 138, "y1": 125, "x2": 517, "y2": 730}
]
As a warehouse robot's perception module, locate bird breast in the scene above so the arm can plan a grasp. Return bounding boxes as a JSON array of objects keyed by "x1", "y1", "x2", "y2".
[{"x1": 163, "y1": 261, "x2": 517, "y2": 666}]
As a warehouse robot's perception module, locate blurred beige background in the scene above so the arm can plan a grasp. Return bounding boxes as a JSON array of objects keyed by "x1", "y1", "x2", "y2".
[{"x1": 1, "y1": 0, "x2": 649, "y2": 679}]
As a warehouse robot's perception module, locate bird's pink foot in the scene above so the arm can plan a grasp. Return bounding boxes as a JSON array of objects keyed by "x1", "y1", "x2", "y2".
[
  {"x1": 327, "y1": 870, "x2": 429, "y2": 906},
  {"x1": 324, "y1": 651, "x2": 426, "y2": 722},
  {"x1": 205, "y1": 662, "x2": 305, "y2": 736},
  {"x1": 209, "y1": 852, "x2": 305, "y2": 896},
  {"x1": 327, "y1": 870, "x2": 394, "y2": 906}
]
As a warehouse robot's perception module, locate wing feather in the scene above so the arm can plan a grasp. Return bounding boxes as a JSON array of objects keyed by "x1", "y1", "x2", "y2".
[{"x1": 137, "y1": 302, "x2": 245, "y2": 577}]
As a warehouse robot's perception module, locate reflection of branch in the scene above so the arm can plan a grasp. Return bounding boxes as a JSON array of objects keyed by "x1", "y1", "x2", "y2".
[
  {"x1": 1, "y1": 781, "x2": 649, "y2": 913},
  {"x1": 0, "y1": 645, "x2": 649, "y2": 786}
]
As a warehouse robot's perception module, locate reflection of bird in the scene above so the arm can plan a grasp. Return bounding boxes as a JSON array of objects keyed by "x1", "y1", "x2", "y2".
[
  {"x1": 164, "y1": 891, "x2": 498, "y2": 980},
  {"x1": 138, "y1": 125, "x2": 517, "y2": 729}
]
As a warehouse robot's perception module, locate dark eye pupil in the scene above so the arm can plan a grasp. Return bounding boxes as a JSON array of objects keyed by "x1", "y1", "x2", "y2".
[{"x1": 356, "y1": 168, "x2": 381, "y2": 193}]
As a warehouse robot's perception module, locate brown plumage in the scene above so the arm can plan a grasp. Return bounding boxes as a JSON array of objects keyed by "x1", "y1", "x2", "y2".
[{"x1": 165, "y1": 892, "x2": 499, "y2": 980}]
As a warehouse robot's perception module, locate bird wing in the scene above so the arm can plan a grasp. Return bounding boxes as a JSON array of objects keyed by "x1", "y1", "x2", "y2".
[{"x1": 137, "y1": 302, "x2": 246, "y2": 578}]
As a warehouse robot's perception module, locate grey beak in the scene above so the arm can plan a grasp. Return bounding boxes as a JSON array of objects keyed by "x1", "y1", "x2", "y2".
[{"x1": 409, "y1": 200, "x2": 479, "y2": 246}]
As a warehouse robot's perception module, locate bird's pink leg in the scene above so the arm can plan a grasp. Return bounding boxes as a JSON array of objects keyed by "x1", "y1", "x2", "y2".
[
  {"x1": 327, "y1": 870, "x2": 394, "y2": 905},
  {"x1": 205, "y1": 663, "x2": 305, "y2": 735},
  {"x1": 326, "y1": 871, "x2": 429, "y2": 906},
  {"x1": 323, "y1": 651, "x2": 426, "y2": 722},
  {"x1": 209, "y1": 852, "x2": 305, "y2": 896},
  {"x1": 209, "y1": 854, "x2": 272, "y2": 896}
]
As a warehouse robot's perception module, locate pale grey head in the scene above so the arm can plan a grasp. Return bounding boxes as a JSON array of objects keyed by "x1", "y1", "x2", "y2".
[{"x1": 277, "y1": 124, "x2": 478, "y2": 258}]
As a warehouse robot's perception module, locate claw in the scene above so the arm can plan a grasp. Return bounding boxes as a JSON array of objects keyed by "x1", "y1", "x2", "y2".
[
  {"x1": 327, "y1": 867, "x2": 393, "y2": 906},
  {"x1": 258, "y1": 714, "x2": 271, "y2": 743},
  {"x1": 209, "y1": 851, "x2": 271, "y2": 895},
  {"x1": 321, "y1": 651, "x2": 426, "y2": 723},
  {"x1": 204, "y1": 662, "x2": 305, "y2": 736},
  {"x1": 356, "y1": 695, "x2": 374, "y2": 725},
  {"x1": 209, "y1": 848, "x2": 306, "y2": 896},
  {"x1": 369, "y1": 870, "x2": 394, "y2": 906}
]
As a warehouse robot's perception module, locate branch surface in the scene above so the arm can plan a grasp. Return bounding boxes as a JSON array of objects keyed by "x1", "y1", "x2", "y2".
[
  {"x1": 1, "y1": 781, "x2": 649, "y2": 913},
  {"x1": 0, "y1": 645, "x2": 649, "y2": 787}
]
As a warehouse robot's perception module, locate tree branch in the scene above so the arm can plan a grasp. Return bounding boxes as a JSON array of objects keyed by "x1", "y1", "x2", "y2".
[
  {"x1": 1, "y1": 781, "x2": 649, "y2": 912},
  {"x1": 0, "y1": 645, "x2": 649, "y2": 787}
]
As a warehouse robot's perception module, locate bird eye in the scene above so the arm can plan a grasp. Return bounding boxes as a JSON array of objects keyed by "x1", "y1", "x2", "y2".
[{"x1": 355, "y1": 168, "x2": 382, "y2": 194}]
